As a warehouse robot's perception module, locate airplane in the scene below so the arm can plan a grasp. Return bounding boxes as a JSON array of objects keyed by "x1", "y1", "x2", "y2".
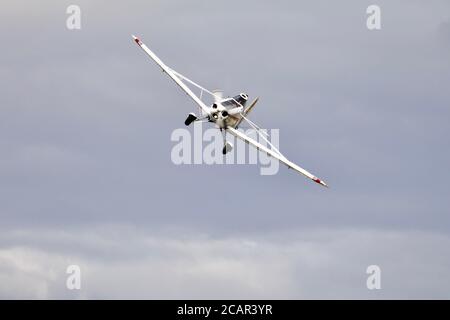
[{"x1": 132, "y1": 35, "x2": 328, "y2": 188}]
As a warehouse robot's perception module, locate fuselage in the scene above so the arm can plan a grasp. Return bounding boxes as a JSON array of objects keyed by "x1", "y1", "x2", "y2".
[{"x1": 208, "y1": 93, "x2": 248, "y2": 129}]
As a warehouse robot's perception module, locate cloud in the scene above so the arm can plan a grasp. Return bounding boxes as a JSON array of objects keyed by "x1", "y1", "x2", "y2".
[{"x1": 1, "y1": 226, "x2": 450, "y2": 299}]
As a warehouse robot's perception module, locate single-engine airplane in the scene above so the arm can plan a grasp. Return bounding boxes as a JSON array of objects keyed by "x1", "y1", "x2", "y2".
[{"x1": 132, "y1": 35, "x2": 328, "y2": 187}]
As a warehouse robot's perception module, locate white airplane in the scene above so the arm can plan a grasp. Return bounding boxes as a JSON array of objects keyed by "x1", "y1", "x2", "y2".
[{"x1": 132, "y1": 35, "x2": 328, "y2": 188}]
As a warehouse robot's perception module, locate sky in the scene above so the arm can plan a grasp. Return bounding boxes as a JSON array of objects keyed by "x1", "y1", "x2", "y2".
[{"x1": 1, "y1": 0, "x2": 450, "y2": 299}]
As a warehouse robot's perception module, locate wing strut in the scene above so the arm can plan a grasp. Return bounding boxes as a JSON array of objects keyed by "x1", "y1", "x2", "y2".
[
  {"x1": 226, "y1": 127, "x2": 328, "y2": 187},
  {"x1": 132, "y1": 35, "x2": 211, "y2": 116}
]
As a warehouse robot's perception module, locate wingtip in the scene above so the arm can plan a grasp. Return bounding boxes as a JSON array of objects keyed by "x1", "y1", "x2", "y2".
[
  {"x1": 131, "y1": 34, "x2": 142, "y2": 45},
  {"x1": 313, "y1": 177, "x2": 329, "y2": 188}
]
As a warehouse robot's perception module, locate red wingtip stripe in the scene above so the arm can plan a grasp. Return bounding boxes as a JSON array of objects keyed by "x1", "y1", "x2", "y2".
[{"x1": 134, "y1": 38, "x2": 142, "y2": 46}]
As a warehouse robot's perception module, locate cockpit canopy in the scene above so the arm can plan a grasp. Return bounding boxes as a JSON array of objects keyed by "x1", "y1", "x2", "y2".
[{"x1": 221, "y1": 93, "x2": 248, "y2": 107}]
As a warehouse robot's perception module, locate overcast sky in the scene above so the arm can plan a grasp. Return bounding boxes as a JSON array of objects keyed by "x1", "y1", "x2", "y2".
[{"x1": 1, "y1": 0, "x2": 450, "y2": 299}]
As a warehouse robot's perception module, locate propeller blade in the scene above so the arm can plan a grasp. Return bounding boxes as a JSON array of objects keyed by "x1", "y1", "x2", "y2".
[{"x1": 212, "y1": 89, "x2": 224, "y2": 104}]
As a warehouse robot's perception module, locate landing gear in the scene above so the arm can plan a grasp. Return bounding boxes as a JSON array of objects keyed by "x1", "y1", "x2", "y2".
[
  {"x1": 184, "y1": 113, "x2": 197, "y2": 126},
  {"x1": 222, "y1": 142, "x2": 233, "y2": 155},
  {"x1": 221, "y1": 129, "x2": 233, "y2": 155}
]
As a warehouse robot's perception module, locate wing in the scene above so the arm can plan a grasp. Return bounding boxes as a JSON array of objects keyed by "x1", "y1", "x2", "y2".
[
  {"x1": 226, "y1": 127, "x2": 328, "y2": 187},
  {"x1": 132, "y1": 35, "x2": 210, "y2": 115}
]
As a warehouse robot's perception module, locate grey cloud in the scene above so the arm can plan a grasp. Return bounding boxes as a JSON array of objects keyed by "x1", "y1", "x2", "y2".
[{"x1": 1, "y1": 226, "x2": 450, "y2": 299}]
